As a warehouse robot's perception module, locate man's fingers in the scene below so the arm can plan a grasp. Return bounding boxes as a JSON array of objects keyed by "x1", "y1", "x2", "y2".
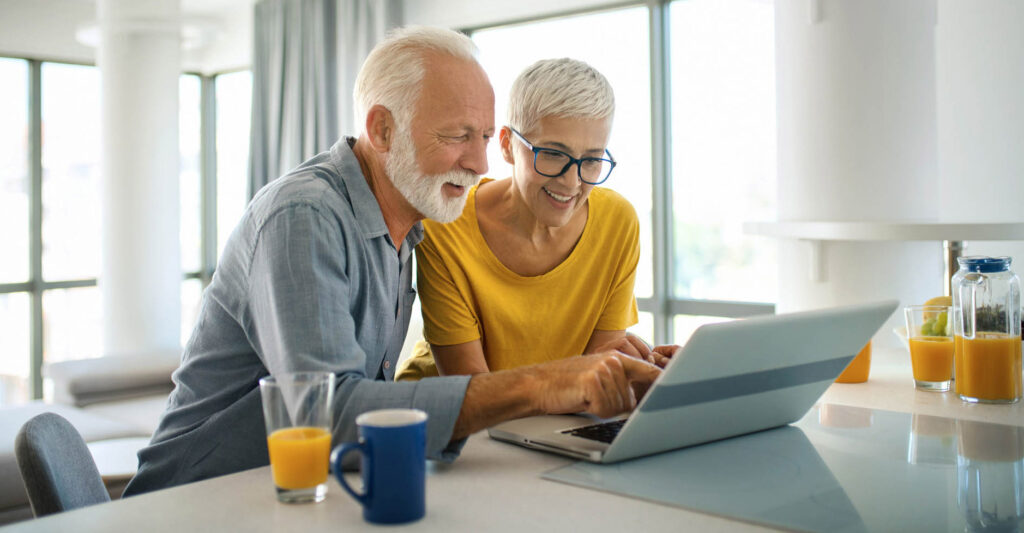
[
  {"x1": 593, "y1": 363, "x2": 622, "y2": 416},
  {"x1": 605, "y1": 356, "x2": 631, "y2": 410}
]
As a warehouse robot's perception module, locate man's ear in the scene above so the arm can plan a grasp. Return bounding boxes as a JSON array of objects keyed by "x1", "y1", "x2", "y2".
[
  {"x1": 499, "y1": 126, "x2": 515, "y2": 164},
  {"x1": 365, "y1": 104, "x2": 394, "y2": 153}
]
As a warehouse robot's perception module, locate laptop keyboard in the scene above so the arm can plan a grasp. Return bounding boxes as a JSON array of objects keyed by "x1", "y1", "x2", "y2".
[{"x1": 562, "y1": 419, "x2": 626, "y2": 443}]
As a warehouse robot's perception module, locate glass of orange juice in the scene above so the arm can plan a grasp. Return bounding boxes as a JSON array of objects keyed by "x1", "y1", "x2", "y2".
[
  {"x1": 904, "y1": 305, "x2": 954, "y2": 392},
  {"x1": 259, "y1": 372, "x2": 334, "y2": 503}
]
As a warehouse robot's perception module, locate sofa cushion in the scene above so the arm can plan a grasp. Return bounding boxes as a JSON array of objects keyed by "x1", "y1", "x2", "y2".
[
  {"x1": 45, "y1": 352, "x2": 178, "y2": 407},
  {"x1": 82, "y1": 395, "x2": 169, "y2": 436}
]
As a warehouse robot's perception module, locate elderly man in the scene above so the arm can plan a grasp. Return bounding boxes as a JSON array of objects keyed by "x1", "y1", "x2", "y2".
[{"x1": 124, "y1": 26, "x2": 660, "y2": 496}]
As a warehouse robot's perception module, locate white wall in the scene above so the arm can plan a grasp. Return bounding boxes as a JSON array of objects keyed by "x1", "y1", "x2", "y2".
[
  {"x1": 188, "y1": 2, "x2": 252, "y2": 73},
  {"x1": 0, "y1": 0, "x2": 96, "y2": 63},
  {"x1": 403, "y1": 0, "x2": 626, "y2": 30},
  {"x1": 0, "y1": 0, "x2": 252, "y2": 73}
]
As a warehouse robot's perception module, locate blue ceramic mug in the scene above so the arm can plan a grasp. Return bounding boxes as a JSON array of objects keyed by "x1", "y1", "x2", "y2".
[{"x1": 331, "y1": 409, "x2": 428, "y2": 524}]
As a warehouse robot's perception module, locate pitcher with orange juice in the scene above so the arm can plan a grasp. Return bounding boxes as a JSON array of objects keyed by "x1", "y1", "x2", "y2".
[{"x1": 952, "y1": 256, "x2": 1022, "y2": 404}]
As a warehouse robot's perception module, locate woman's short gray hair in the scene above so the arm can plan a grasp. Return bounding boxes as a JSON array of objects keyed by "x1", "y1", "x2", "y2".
[
  {"x1": 507, "y1": 58, "x2": 615, "y2": 134},
  {"x1": 354, "y1": 25, "x2": 479, "y2": 133}
]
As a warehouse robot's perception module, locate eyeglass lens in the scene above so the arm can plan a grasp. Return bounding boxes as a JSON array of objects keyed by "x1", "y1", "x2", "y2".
[{"x1": 535, "y1": 149, "x2": 612, "y2": 183}]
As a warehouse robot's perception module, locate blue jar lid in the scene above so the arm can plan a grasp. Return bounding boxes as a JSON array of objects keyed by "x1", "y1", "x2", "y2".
[{"x1": 957, "y1": 256, "x2": 1012, "y2": 273}]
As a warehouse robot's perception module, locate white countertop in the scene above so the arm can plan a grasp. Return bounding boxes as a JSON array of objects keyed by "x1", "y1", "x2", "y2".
[{"x1": 4, "y1": 348, "x2": 1021, "y2": 532}]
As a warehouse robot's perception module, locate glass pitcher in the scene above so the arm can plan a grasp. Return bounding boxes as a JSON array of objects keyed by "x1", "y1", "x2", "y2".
[{"x1": 952, "y1": 256, "x2": 1022, "y2": 404}]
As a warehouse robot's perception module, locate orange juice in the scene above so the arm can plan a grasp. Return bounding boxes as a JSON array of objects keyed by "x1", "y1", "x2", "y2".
[
  {"x1": 835, "y1": 342, "x2": 871, "y2": 383},
  {"x1": 267, "y1": 427, "x2": 331, "y2": 489},
  {"x1": 953, "y1": 335, "x2": 965, "y2": 395},
  {"x1": 959, "y1": 333, "x2": 1023, "y2": 403},
  {"x1": 908, "y1": 336, "x2": 954, "y2": 382}
]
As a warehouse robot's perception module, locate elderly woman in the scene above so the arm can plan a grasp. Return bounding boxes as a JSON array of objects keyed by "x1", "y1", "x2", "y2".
[{"x1": 398, "y1": 58, "x2": 673, "y2": 380}]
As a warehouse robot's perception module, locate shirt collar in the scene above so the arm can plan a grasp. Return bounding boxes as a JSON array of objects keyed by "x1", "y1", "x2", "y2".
[{"x1": 329, "y1": 137, "x2": 424, "y2": 249}]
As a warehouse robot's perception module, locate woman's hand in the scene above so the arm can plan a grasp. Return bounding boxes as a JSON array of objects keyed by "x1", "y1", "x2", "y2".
[{"x1": 589, "y1": 332, "x2": 679, "y2": 369}]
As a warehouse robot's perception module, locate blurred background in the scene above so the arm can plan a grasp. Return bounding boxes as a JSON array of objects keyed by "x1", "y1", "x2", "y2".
[{"x1": 1, "y1": 0, "x2": 1021, "y2": 407}]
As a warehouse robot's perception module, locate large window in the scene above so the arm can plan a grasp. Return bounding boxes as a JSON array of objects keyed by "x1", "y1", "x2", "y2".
[
  {"x1": 0, "y1": 58, "x2": 30, "y2": 405},
  {"x1": 0, "y1": 56, "x2": 253, "y2": 406},
  {"x1": 472, "y1": 1, "x2": 777, "y2": 344},
  {"x1": 0, "y1": 58, "x2": 29, "y2": 284},
  {"x1": 215, "y1": 71, "x2": 253, "y2": 257},
  {"x1": 0, "y1": 293, "x2": 30, "y2": 405},
  {"x1": 181, "y1": 75, "x2": 203, "y2": 275},
  {"x1": 669, "y1": 0, "x2": 776, "y2": 304},
  {"x1": 41, "y1": 63, "x2": 102, "y2": 282},
  {"x1": 180, "y1": 75, "x2": 204, "y2": 345},
  {"x1": 38, "y1": 64, "x2": 104, "y2": 368}
]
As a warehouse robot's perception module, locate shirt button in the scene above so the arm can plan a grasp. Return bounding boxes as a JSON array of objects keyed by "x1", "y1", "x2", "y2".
[{"x1": 383, "y1": 360, "x2": 391, "y2": 370}]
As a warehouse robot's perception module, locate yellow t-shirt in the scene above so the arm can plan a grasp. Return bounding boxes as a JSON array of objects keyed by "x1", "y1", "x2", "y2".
[{"x1": 396, "y1": 178, "x2": 639, "y2": 379}]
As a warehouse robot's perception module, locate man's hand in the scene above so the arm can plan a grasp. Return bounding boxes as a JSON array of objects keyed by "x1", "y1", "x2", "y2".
[
  {"x1": 591, "y1": 333, "x2": 680, "y2": 369},
  {"x1": 530, "y1": 352, "x2": 662, "y2": 419},
  {"x1": 451, "y1": 350, "x2": 662, "y2": 439}
]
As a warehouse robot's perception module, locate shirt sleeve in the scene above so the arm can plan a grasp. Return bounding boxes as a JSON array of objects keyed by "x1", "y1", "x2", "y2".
[
  {"x1": 246, "y1": 204, "x2": 470, "y2": 462},
  {"x1": 416, "y1": 229, "x2": 482, "y2": 346},
  {"x1": 594, "y1": 197, "x2": 641, "y2": 331}
]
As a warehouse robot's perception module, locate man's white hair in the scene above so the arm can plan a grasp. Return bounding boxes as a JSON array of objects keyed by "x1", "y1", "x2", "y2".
[
  {"x1": 507, "y1": 58, "x2": 615, "y2": 134},
  {"x1": 354, "y1": 25, "x2": 479, "y2": 133}
]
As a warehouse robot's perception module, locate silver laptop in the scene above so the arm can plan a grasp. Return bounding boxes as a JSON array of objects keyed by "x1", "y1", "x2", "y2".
[{"x1": 488, "y1": 300, "x2": 897, "y2": 463}]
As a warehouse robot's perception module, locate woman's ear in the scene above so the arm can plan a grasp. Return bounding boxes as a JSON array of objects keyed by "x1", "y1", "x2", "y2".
[
  {"x1": 499, "y1": 126, "x2": 515, "y2": 164},
  {"x1": 365, "y1": 105, "x2": 394, "y2": 153}
]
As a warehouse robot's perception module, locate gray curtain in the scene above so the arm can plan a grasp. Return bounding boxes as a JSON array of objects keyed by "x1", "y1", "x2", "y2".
[
  {"x1": 336, "y1": 0, "x2": 403, "y2": 135},
  {"x1": 248, "y1": 0, "x2": 402, "y2": 199}
]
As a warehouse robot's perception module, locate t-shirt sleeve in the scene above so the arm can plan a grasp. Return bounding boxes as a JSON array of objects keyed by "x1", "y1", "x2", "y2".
[
  {"x1": 594, "y1": 194, "x2": 641, "y2": 331},
  {"x1": 416, "y1": 229, "x2": 482, "y2": 346}
]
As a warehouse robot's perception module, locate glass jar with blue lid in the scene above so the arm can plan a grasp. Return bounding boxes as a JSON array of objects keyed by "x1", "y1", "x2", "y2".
[{"x1": 951, "y1": 256, "x2": 1022, "y2": 403}]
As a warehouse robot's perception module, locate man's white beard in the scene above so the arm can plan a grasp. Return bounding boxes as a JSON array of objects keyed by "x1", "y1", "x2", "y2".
[{"x1": 386, "y1": 127, "x2": 480, "y2": 224}]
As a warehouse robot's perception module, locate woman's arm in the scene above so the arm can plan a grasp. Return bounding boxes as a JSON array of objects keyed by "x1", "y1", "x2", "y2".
[
  {"x1": 584, "y1": 329, "x2": 628, "y2": 354},
  {"x1": 432, "y1": 339, "x2": 491, "y2": 375}
]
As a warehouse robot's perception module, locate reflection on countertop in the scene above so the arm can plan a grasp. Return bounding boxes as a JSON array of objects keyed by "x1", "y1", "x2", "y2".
[{"x1": 804, "y1": 404, "x2": 1023, "y2": 533}]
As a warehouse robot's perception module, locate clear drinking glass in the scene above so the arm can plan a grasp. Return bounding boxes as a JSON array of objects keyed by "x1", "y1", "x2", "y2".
[
  {"x1": 259, "y1": 371, "x2": 335, "y2": 503},
  {"x1": 904, "y1": 305, "x2": 954, "y2": 392}
]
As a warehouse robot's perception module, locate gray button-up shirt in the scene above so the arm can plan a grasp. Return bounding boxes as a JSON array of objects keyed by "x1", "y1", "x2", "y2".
[{"x1": 124, "y1": 138, "x2": 471, "y2": 496}]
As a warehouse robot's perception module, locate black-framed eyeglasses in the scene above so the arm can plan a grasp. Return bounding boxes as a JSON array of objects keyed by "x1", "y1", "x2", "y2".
[{"x1": 510, "y1": 128, "x2": 616, "y2": 185}]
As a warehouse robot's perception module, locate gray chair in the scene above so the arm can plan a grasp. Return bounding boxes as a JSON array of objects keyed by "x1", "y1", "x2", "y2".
[{"x1": 15, "y1": 412, "x2": 110, "y2": 517}]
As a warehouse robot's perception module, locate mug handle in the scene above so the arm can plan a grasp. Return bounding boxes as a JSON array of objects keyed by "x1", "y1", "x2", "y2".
[{"x1": 331, "y1": 442, "x2": 372, "y2": 505}]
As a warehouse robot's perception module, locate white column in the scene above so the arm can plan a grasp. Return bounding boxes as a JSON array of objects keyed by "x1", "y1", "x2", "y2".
[
  {"x1": 936, "y1": 0, "x2": 1024, "y2": 266},
  {"x1": 98, "y1": 0, "x2": 181, "y2": 356},
  {"x1": 775, "y1": 0, "x2": 942, "y2": 347}
]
